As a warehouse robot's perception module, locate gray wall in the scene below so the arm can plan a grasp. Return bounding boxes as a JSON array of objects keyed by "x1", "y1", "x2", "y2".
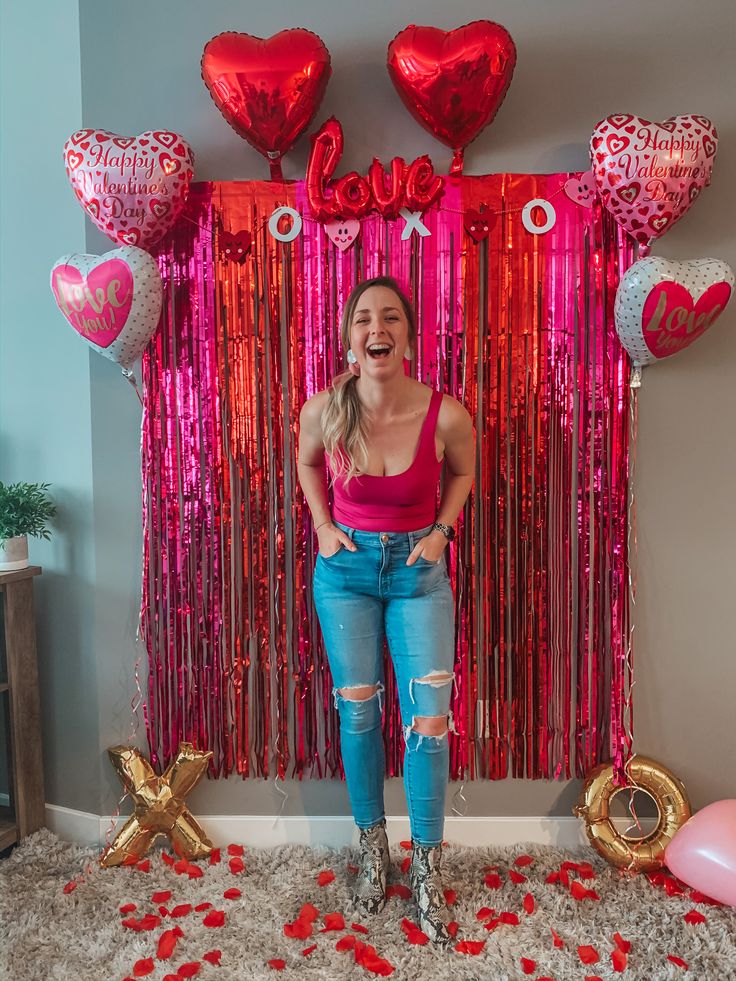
[{"x1": 2, "y1": 0, "x2": 734, "y2": 819}]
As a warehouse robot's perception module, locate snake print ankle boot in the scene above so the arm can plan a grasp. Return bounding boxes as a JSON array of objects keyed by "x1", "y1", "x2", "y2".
[
  {"x1": 352, "y1": 819, "x2": 390, "y2": 916},
  {"x1": 409, "y1": 841, "x2": 454, "y2": 945}
]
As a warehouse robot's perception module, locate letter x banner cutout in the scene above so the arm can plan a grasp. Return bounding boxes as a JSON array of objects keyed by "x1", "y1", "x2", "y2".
[{"x1": 140, "y1": 173, "x2": 635, "y2": 784}]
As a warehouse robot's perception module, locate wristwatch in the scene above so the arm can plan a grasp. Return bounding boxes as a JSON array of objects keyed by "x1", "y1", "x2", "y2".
[{"x1": 432, "y1": 521, "x2": 455, "y2": 542}]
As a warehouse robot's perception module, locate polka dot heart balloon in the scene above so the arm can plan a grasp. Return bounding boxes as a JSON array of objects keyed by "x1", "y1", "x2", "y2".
[
  {"x1": 63, "y1": 129, "x2": 194, "y2": 250},
  {"x1": 614, "y1": 256, "x2": 733, "y2": 367},
  {"x1": 50, "y1": 246, "x2": 163, "y2": 370}
]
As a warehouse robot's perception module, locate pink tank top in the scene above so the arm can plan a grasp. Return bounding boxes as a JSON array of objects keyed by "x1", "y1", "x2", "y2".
[{"x1": 329, "y1": 389, "x2": 444, "y2": 531}]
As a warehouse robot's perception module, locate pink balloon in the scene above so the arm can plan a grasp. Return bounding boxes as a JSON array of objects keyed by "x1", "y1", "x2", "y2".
[
  {"x1": 590, "y1": 114, "x2": 717, "y2": 255},
  {"x1": 64, "y1": 129, "x2": 194, "y2": 249},
  {"x1": 665, "y1": 799, "x2": 736, "y2": 907}
]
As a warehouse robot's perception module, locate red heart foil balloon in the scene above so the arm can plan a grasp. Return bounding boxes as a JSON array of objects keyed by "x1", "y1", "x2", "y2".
[
  {"x1": 63, "y1": 129, "x2": 194, "y2": 249},
  {"x1": 387, "y1": 21, "x2": 516, "y2": 172},
  {"x1": 201, "y1": 29, "x2": 331, "y2": 178},
  {"x1": 590, "y1": 114, "x2": 717, "y2": 254}
]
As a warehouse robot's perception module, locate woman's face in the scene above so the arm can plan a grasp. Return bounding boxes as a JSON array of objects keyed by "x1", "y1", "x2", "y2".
[{"x1": 348, "y1": 285, "x2": 411, "y2": 377}]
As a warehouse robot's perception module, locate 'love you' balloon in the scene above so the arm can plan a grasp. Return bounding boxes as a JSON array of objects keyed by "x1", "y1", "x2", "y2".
[
  {"x1": 64, "y1": 130, "x2": 194, "y2": 250},
  {"x1": 387, "y1": 21, "x2": 517, "y2": 174},
  {"x1": 591, "y1": 115, "x2": 717, "y2": 255},
  {"x1": 201, "y1": 29, "x2": 331, "y2": 180},
  {"x1": 614, "y1": 256, "x2": 733, "y2": 367},
  {"x1": 50, "y1": 247, "x2": 163, "y2": 370}
]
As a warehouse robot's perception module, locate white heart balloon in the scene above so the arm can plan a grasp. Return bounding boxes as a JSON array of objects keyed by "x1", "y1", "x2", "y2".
[
  {"x1": 50, "y1": 246, "x2": 163, "y2": 370},
  {"x1": 614, "y1": 256, "x2": 733, "y2": 367}
]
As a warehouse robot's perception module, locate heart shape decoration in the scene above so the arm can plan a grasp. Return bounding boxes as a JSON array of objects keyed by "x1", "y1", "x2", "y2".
[
  {"x1": 387, "y1": 21, "x2": 516, "y2": 169},
  {"x1": 219, "y1": 229, "x2": 253, "y2": 264},
  {"x1": 463, "y1": 207, "x2": 495, "y2": 242},
  {"x1": 63, "y1": 130, "x2": 194, "y2": 249},
  {"x1": 666, "y1": 799, "x2": 736, "y2": 907},
  {"x1": 50, "y1": 247, "x2": 163, "y2": 369},
  {"x1": 201, "y1": 30, "x2": 331, "y2": 176},
  {"x1": 564, "y1": 171, "x2": 596, "y2": 208},
  {"x1": 590, "y1": 115, "x2": 717, "y2": 252},
  {"x1": 614, "y1": 256, "x2": 733, "y2": 366},
  {"x1": 325, "y1": 219, "x2": 361, "y2": 252}
]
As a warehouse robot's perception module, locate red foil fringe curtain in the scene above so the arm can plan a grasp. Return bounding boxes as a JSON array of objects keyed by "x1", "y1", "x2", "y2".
[{"x1": 140, "y1": 175, "x2": 635, "y2": 782}]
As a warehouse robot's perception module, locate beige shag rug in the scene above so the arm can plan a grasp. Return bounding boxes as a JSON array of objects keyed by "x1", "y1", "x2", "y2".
[{"x1": 1, "y1": 828, "x2": 735, "y2": 981}]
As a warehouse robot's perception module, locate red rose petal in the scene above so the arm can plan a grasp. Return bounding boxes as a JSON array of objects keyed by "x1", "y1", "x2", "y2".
[
  {"x1": 133, "y1": 958, "x2": 155, "y2": 977},
  {"x1": 499, "y1": 911, "x2": 520, "y2": 925},
  {"x1": 161, "y1": 851, "x2": 176, "y2": 866},
  {"x1": 203, "y1": 910, "x2": 226, "y2": 928},
  {"x1": 299, "y1": 904, "x2": 320, "y2": 923},
  {"x1": 509, "y1": 869, "x2": 527, "y2": 884},
  {"x1": 174, "y1": 860, "x2": 189, "y2": 876},
  {"x1": 578, "y1": 944, "x2": 600, "y2": 965},
  {"x1": 122, "y1": 914, "x2": 161, "y2": 932},
  {"x1": 120, "y1": 903, "x2": 137, "y2": 914},
  {"x1": 546, "y1": 871, "x2": 560, "y2": 884},
  {"x1": 227, "y1": 843, "x2": 244, "y2": 856},
  {"x1": 352, "y1": 922, "x2": 369, "y2": 934},
  {"x1": 336, "y1": 935, "x2": 356, "y2": 951},
  {"x1": 455, "y1": 940, "x2": 486, "y2": 955},
  {"x1": 443, "y1": 888, "x2": 457, "y2": 905},
  {"x1": 170, "y1": 904, "x2": 192, "y2": 918},
  {"x1": 514, "y1": 854, "x2": 534, "y2": 867},
  {"x1": 688, "y1": 888, "x2": 722, "y2": 906},
  {"x1": 571, "y1": 880, "x2": 599, "y2": 901},
  {"x1": 584, "y1": 977, "x2": 604, "y2": 981},
  {"x1": 684, "y1": 908, "x2": 707, "y2": 925},
  {"x1": 136, "y1": 860, "x2": 151, "y2": 872},
  {"x1": 302, "y1": 944, "x2": 317, "y2": 956},
  {"x1": 386, "y1": 884, "x2": 412, "y2": 900},
  {"x1": 284, "y1": 918, "x2": 313, "y2": 940},
  {"x1": 122, "y1": 854, "x2": 139, "y2": 867},
  {"x1": 194, "y1": 902, "x2": 211, "y2": 912},
  {"x1": 476, "y1": 906, "x2": 495, "y2": 921},
  {"x1": 186, "y1": 864, "x2": 203, "y2": 880},
  {"x1": 229, "y1": 857, "x2": 245, "y2": 874},
  {"x1": 321, "y1": 912, "x2": 346, "y2": 932},
  {"x1": 208, "y1": 848, "x2": 221, "y2": 865},
  {"x1": 163, "y1": 976, "x2": 178, "y2": 981},
  {"x1": 522, "y1": 893, "x2": 535, "y2": 914},
  {"x1": 317, "y1": 869, "x2": 335, "y2": 886},
  {"x1": 407, "y1": 930, "x2": 428, "y2": 946},
  {"x1": 267, "y1": 960, "x2": 286, "y2": 970},
  {"x1": 63, "y1": 881, "x2": 77, "y2": 894},
  {"x1": 156, "y1": 929, "x2": 180, "y2": 960},
  {"x1": 447, "y1": 921, "x2": 459, "y2": 938},
  {"x1": 347, "y1": 863, "x2": 359, "y2": 874},
  {"x1": 668, "y1": 955, "x2": 688, "y2": 969},
  {"x1": 551, "y1": 928, "x2": 564, "y2": 948},
  {"x1": 483, "y1": 917, "x2": 501, "y2": 931},
  {"x1": 177, "y1": 963, "x2": 200, "y2": 978},
  {"x1": 612, "y1": 948, "x2": 628, "y2": 972},
  {"x1": 484, "y1": 872, "x2": 503, "y2": 889},
  {"x1": 400, "y1": 857, "x2": 411, "y2": 874},
  {"x1": 223, "y1": 888, "x2": 241, "y2": 900},
  {"x1": 483, "y1": 864, "x2": 499, "y2": 872},
  {"x1": 152, "y1": 891, "x2": 172, "y2": 903},
  {"x1": 521, "y1": 957, "x2": 536, "y2": 974},
  {"x1": 613, "y1": 932, "x2": 631, "y2": 953},
  {"x1": 202, "y1": 951, "x2": 221, "y2": 966},
  {"x1": 400, "y1": 840, "x2": 412, "y2": 850}
]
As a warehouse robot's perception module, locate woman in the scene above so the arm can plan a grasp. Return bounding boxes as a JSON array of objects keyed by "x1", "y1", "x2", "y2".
[{"x1": 296, "y1": 276, "x2": 474, "y2": 944}]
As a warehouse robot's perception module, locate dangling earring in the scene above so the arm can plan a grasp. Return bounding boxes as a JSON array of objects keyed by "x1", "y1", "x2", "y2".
[
  {"x1": 347, "y1": 348, "x2": 361, "y2": 377},
  {"x1": 404, "y1": 347, "x2": 413, "y2": 360}
]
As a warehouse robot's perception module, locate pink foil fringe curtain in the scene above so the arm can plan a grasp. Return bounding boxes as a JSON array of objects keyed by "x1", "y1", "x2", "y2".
[{"x1": 140, "y1": 175, "x2": 635, "y2": 782}]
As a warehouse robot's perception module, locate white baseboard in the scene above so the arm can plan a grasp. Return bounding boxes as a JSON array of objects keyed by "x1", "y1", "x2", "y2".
[{"x1": 45, "y1": 804, "x2": 587, "y2": 850}]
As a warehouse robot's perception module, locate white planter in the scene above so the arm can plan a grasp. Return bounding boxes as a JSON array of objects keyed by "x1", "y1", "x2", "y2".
[{"x1": 0, "y1": 535, "x2": 29, "y2": 571}]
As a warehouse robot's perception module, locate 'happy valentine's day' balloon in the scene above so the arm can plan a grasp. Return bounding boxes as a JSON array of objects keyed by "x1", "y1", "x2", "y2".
[
  {"x1": 50, "y1": 247, "x2": 162, "y2": 370},
  {"x1": 64, "y1": 129, "x2": 194, "y2": 249},
  {"x1": 387, "y1": 21, "x2": 516, "y2": 174},
  {"x1": 614, "y1": 256, "x2": 733, "y2": 367},
  {"x1": 201, "y1": 29, "x2": 331, "y2": 180},
  {"x1": 591, "y1": 114, "x2": 717, "y2": 254}
]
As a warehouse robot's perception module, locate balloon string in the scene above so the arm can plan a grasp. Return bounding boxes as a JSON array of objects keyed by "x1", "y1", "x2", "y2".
[
  {"x1": 450, "y1": 780, "x2": 468, "y2": 817},
  {"x1": 122, "y1": 368, "x2": 144, "y2": 406},
  {"x1": 271, "y1": 777, "x2": 289, "y2": 829}
]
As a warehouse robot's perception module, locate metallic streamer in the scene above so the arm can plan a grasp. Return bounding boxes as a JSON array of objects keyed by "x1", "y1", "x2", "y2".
[{"x1": 140, "y1": 175, "x2": 634, "y2": 782}]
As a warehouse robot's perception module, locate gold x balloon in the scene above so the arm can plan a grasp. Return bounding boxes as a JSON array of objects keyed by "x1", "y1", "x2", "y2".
[{"x1": 100, "y1": 742, "x2": 214, "y2": 868}]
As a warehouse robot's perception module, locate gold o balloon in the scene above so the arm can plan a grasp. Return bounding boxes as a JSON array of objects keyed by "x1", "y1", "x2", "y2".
[{"x1": 574, "y1": 755, "x2": 691, "y2": 872}]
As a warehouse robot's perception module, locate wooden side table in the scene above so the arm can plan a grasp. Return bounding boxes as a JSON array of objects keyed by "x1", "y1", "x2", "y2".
[{"x1": 0, "y1": 566, "x2": 44, "y2": 851}]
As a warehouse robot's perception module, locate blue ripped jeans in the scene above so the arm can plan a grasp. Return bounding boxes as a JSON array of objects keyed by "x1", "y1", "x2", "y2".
[{"x1": 312, "y1": 521, "x2": 456, "y2": 847}]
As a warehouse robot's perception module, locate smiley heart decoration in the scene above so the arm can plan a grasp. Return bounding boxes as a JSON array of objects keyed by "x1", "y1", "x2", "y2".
[
  {"x1": 50, "y1": 246, "x2": 163, "y2": 371},
  {"x1": 64, "y1": 129, "x2": 194, "y2": 249},
  {"x1": 590, "y1": 114, "x2": 717, "y2": 255},
  {"x1": 614, "y1": 257, "x2": 733, "y2": 368}
]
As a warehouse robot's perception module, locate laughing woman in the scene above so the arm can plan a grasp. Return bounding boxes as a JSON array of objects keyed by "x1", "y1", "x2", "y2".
[{"x1": 296, "y1": 276, "x2": 475, "y2": 945}]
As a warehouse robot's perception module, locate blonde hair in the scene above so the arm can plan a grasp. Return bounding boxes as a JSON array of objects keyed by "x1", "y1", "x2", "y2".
[{"x1": 321, "y1": 277, "x2": 417, "y2": 486}]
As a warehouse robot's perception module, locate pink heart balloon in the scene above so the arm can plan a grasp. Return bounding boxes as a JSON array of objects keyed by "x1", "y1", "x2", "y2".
[
  {"x1": 590, "y1": 114, "x2": 717, "y2": 253},
  {"x1": 325, "y1": 219, "x2": 361, "y2": 252},
  {"x1": 63, "y1": 129, "x2": 194, "y2": 249},
  {"x1": 50, "y1": 246, "x2": 162, "y2": 369},
  {"x1": 665, "y1": 799, "x2": 736, "y2": 907}
]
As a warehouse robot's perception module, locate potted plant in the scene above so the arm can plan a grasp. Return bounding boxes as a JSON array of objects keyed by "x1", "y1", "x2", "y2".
[{"x1": 0, "y1": 482, "x2": 56, "y2": 571}]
